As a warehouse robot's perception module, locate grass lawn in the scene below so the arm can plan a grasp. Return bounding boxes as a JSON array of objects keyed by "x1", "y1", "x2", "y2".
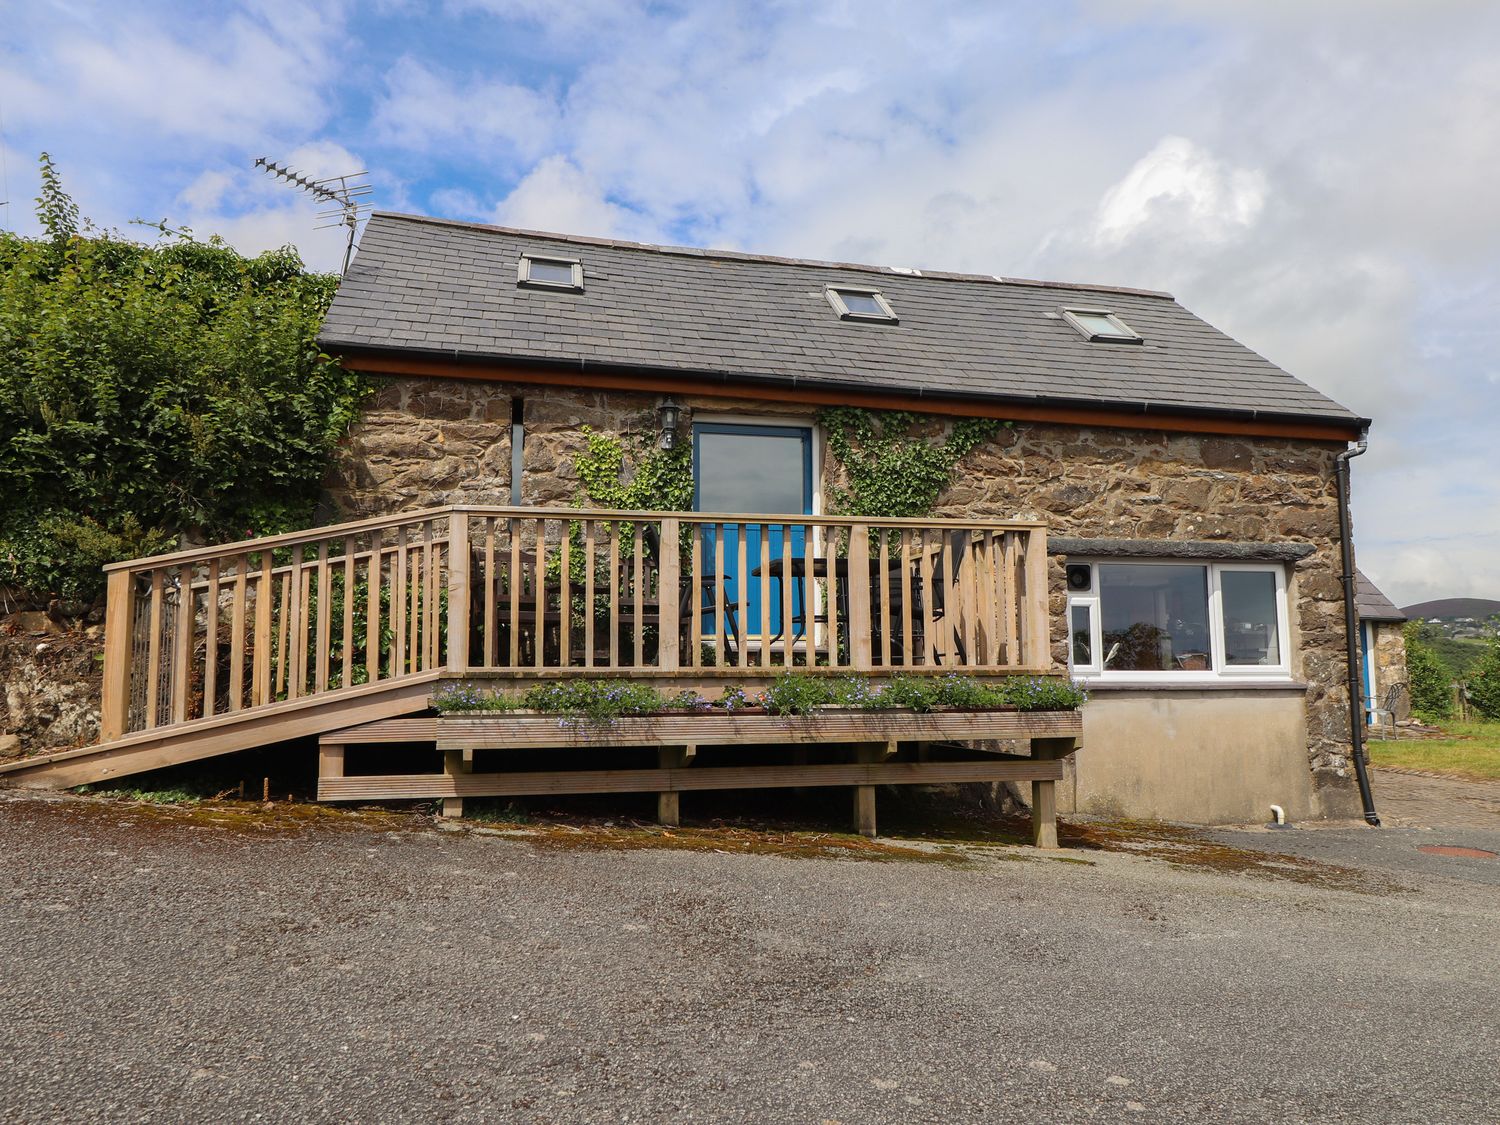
[{"x1": 1368, "y1": 719, "x2": 1500, "y2": 779}]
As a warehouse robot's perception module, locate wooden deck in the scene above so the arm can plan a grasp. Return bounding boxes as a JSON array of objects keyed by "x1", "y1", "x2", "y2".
[{"x1": 1, "y1": 505, "x2": 1068, "y2": 838}]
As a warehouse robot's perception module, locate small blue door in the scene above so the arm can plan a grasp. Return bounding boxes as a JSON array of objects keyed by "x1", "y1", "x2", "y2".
[
  {"x1": 693, "y1": 423, "x2": 814, "y2": 643},
  {"x1": 1360, "y1": 620, "x2": 1376, "y2": 725}
]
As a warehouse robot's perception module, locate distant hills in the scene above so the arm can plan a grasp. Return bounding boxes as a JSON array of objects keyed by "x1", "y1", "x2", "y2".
[{"x1": 1402, "y1": 597, "x2": 1500, "y2": 620}]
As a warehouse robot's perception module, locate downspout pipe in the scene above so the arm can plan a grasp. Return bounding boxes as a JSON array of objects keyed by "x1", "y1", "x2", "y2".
[{"x1": 1335, "y1": 429, "x2": 1380, "y2": 826}]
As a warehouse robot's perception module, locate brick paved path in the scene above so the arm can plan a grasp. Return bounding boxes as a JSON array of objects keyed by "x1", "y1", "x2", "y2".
[{"x1": 1370, "y1": 767, "x2": 1500, "y2": 831}]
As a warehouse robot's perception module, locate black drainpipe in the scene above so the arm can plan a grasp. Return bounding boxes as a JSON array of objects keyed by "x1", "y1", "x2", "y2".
[{"x1": 1335, "y1": 429, "x2": 1380, "y2": 826}]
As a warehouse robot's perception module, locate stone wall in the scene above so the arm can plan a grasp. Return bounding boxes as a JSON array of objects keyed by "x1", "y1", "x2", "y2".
[
  {"x1": 1370, "y1": 620, "x2": 1410, "y2": 719},
  {"x1": 325, "y1": 376, "x2": 1360, "y2": 815},
  {"x1": 1, "y1": 616, "x2": 103, "y2": 762}
]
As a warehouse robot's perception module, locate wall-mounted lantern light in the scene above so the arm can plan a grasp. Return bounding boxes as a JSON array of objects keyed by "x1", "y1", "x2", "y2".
[{"x1": 657, "y1": 397, "x2": 682, "y2": 450}]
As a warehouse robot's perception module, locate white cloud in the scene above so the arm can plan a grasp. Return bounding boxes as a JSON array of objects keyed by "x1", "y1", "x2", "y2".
[
  {"x1": 178, "y1": 171, "x2": 234, "y2": 212},
  {"x1": 1093, "y1": 136, "x2": 1266, "y2": 247},
  {"x1": 491, "y1": 155, "x2": 652, "y2": 240},
  {"x1": 428, "y1": 187, "x2": 487, "y2": 221},
  {"x1": 47, "y1": 15, "x2": 337, "y2": 142},
  {"x1": 373, "y1": 57, "x2": 562, "y2": 162}
]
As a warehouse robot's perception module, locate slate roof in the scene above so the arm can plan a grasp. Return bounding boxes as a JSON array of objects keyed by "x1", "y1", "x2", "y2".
[
  {"x1": 319, "y1": 212, "x2": 1365, "y2": 428},
  {"x1": 1356, "y1": 571, "x2": 1406, "y2": 622}
]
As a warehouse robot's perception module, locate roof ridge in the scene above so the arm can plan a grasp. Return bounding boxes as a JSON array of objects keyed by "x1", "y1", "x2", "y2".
[{"x1": 369, "y1": 211, "x2": 1176, "y2": 301}]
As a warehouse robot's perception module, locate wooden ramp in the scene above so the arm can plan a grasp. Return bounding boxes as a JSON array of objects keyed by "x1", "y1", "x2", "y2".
[{"x1": 0, "y1": 675, "x2": 438, "y2": 789}]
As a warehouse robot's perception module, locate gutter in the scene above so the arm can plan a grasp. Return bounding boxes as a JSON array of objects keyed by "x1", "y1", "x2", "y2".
[{"x1": 1335, "y1": 429, "x2": 1380, "y2": 826}]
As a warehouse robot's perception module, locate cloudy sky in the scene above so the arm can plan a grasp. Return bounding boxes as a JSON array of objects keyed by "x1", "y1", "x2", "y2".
[{"x1": 3, "y1": 0, "x2": 1496, "y2": 607}]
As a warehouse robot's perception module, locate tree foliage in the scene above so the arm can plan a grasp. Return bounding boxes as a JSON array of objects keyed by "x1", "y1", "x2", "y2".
[
  {"x1": 0, "y1": 154, "x2": 369, "y2": 604},
  {"x1": 1467, "y1": 638, "x2": 1500, "y2": 721},
  {"x1": 1403, "y1": 621, "x2": 1456, "y2": 721}
]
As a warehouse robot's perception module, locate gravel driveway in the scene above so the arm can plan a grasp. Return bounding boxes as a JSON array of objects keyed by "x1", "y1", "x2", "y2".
[{"x1": 3, "y1": 792, "x2": 1498, "y2": 1124}]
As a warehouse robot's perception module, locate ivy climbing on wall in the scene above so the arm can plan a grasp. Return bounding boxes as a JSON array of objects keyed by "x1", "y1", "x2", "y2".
[
  {"x1": 818, "y1": 407, "x2": 1002, "y2": 518},
  {"x1": 569, "y1": 410, "x2": 1001, "y2": 520},
  {"x1": 572, "y1": 426, "x2": 694, "y2": 511}
]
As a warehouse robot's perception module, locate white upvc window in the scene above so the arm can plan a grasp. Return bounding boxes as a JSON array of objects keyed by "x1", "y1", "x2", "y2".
[{"x1": 1065, "y1": 559, "x2": 1291, "y2": 682}]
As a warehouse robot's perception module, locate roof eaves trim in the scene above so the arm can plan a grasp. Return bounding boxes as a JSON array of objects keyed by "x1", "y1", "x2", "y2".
[{"x1": 319, "y1": 341, "x2": 1371, "y2": 432}]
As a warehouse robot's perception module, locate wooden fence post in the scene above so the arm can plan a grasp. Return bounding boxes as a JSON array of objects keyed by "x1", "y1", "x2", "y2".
[
  {"x1": 100, "y1": 569, "x2": 133, "y2": 743},
  {"x1": 658, "y1": 517, "x2": 680, "y2": 671},
  {"x1": 446, "y1": 510, "x2": 470, "y2": 672},
  {"x1": 253, "y1": 551, "x2": 273, "y2": 705},
  {"x1": 848, "y1": 524, "x2": 872, "y2": 670},
  {"x1": 1023, "y1": 527, "x2": 1051, "y2": 668}
]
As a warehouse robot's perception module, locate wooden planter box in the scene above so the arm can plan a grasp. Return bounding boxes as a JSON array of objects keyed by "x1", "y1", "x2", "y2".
[{"x1": 432, "y1": 707, "x2": 1082, "y2": 750}]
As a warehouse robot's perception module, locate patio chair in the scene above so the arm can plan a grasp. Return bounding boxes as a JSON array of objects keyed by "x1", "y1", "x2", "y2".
[{"x1": 1368, "y1": 682, "x2": 1410, "y2": 739}]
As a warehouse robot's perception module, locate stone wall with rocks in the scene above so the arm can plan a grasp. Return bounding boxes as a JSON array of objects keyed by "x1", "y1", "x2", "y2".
[
  {"x1": 1370, "y1": 620, "x2": 1410, "y2": 719},
  {"x1": 1, "y1": 615, "x2": 103, "y2": 763},
  {"x1": 325, "y1": 376, "x2": 1360, "y2": 813}
]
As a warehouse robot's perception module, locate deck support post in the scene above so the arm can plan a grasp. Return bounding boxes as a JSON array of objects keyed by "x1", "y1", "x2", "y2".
[
  {"x1": 852, "y1": 741, "x2": 889, "y2": 838},
  {"x1": 442, "y1": 748, "x2": 470, "y2": 819},
  {"x1": 1030, "y1": 736, "x2": 1076, "y2": 849},
  {"x1": 317, "y1": 744, "x2": 345, "y2": 804},
  {"x1": 657, "y1": 746, "x2": 693, "y2": 826}
]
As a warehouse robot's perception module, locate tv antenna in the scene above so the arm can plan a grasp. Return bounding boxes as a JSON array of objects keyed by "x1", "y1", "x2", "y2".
[{"x1": 254, "y1": 156, "x2": 372, "y2": 273}]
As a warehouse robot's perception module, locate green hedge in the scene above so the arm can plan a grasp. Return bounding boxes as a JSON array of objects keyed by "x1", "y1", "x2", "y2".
[{"x1": 0, "y1": 155, "x2": 368, "y2": 604}]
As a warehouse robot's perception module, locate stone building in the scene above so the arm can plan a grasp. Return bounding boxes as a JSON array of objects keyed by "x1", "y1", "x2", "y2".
[
  {"x1": 316, "y1": 212, "x2": 1376, "y2": 824},
  {"x1": 1356, "y1": 571, "x2": 1409, "y2": 728}
]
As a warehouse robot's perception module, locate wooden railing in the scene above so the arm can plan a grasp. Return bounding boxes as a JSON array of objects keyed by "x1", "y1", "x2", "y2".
[{"x1": 100, "y1": 506, "x2": 1051, "y2": 741}]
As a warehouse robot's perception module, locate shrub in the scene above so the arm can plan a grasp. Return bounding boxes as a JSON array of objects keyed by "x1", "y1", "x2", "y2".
[
  {"x1": 1404, "y1": 621, "x2": 1456, "y2": 721},
  {"x1": 1467, "y1": 639, "x2": 1500, "y2": 721},
  {"x1": 0, "y1": 155, "x2": 369, "y2": 604},
  {"x1": 522, "y1": 680, "x2": 667, "y2": 722},
  {"x1": 995, "y1": 676, "x2": 1090, "y2": 712},
  {"x1": 761, "y1": 672, "x2": 837, "y2": 715},
  {"x1": 433, "y1": 673, "x2": 1089, "y2": 718},
  {"x1": 431, "y1": 684, "x2": 528, "y2": 713}
]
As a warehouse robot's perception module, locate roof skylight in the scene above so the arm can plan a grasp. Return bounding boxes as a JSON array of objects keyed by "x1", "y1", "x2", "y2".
[
  {"x1": 1062, "y1": 307, "x2": 1141, "y2": 343},
  {"x1": 518, "y1": 254, "x2": 584, "y2": 292},
  {"x1": 826, "y1": 286, "x2": 898, "y2": 324}
]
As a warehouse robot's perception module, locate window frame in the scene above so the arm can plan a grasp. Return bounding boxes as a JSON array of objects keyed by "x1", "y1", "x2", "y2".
[
  {"x1": 826, "y1": 286, "x2": 899, "y2": 324},
  {"x1": 1061, "y1": 306, "x2": 1142, "y2": 344},
  {"x1": 517, "y1": 254, "x2": 585, "y2": 292},
  {"x1": 1066, "y1": 557, "x2": 1292, "y2": 683}
]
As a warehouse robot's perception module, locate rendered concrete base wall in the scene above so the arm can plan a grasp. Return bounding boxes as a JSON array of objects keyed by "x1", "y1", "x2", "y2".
[{"x1": 1059, "y1": 688, "x2": 1358, "y2": 825}]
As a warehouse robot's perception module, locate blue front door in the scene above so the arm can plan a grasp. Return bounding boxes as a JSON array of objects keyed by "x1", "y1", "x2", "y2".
[{"x1": 693, "y1": 423, "x2": 814, "y2": 642}]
